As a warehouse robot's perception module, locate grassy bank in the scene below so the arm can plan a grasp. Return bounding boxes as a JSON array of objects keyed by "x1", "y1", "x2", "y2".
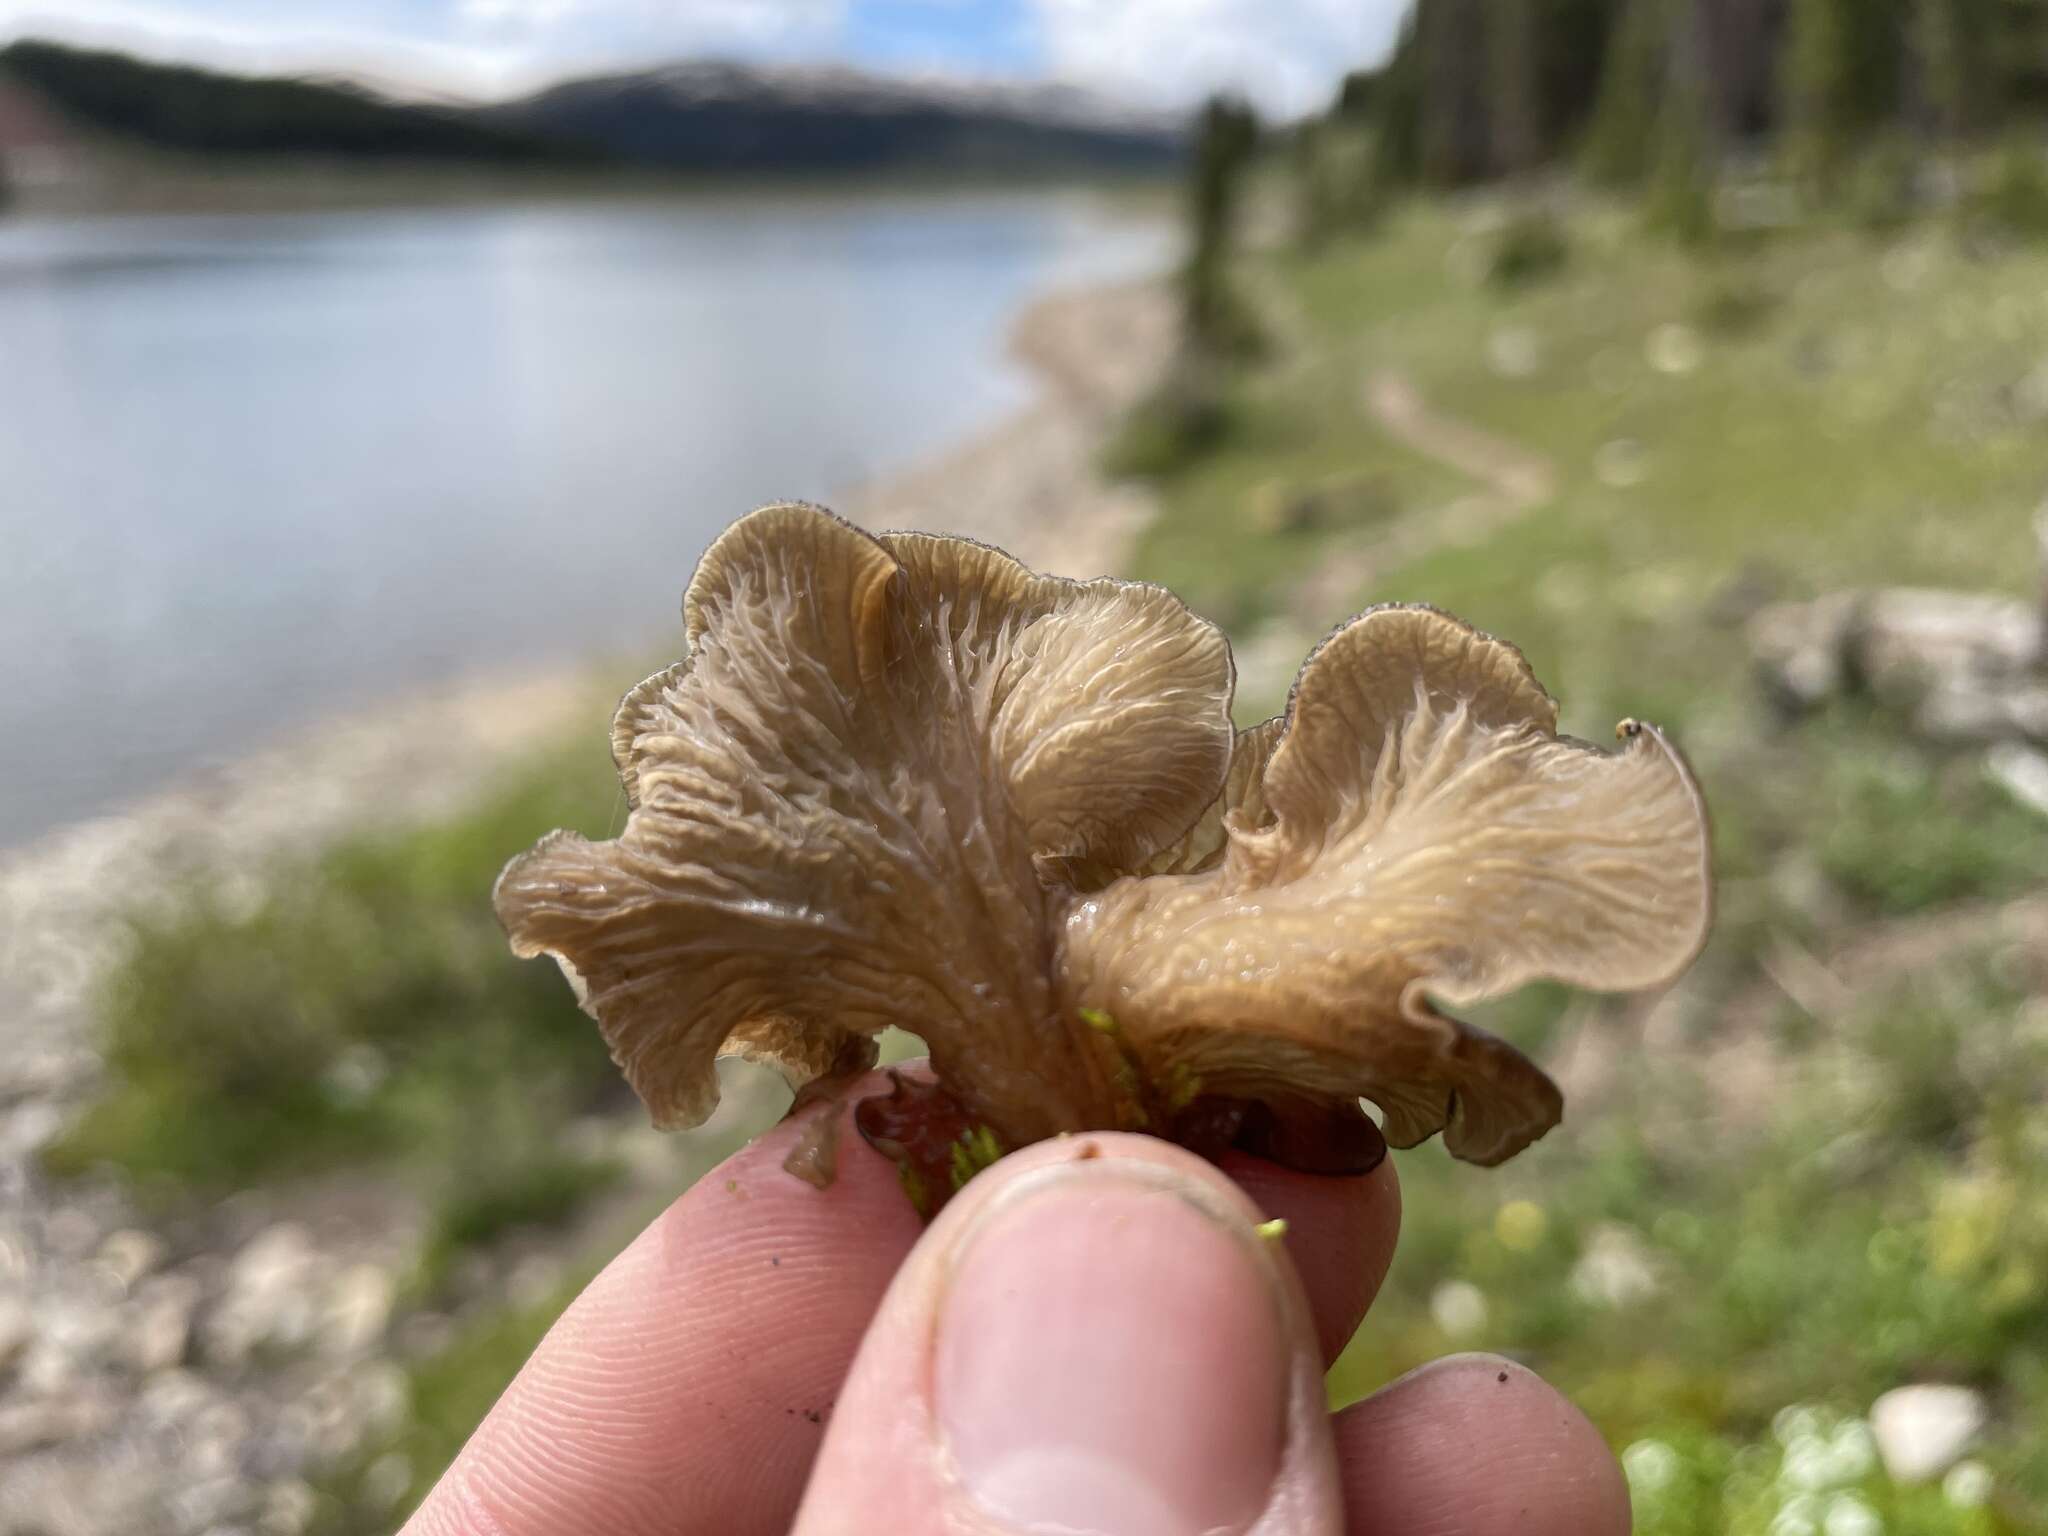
[
  {"x1": 1122, "y1": 192, "x2": 2048, "y2": 1531},
  {"x1": 43, "y1": 725, "x2": 638, "y2": 1270}
]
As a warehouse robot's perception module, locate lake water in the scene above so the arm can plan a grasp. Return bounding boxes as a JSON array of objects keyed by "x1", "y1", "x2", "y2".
[{"x1": 0, "y1": 190, "x2": 1173, "y2": 849}]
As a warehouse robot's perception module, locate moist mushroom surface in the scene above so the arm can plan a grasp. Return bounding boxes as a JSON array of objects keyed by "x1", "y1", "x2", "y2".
[{"x1": 495, "y1": 503, "x2": 1712, "y2": 1202}]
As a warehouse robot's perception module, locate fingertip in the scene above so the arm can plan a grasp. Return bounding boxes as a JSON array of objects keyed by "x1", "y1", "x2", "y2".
[
  {"x1": 1332, "y1": 1353, "x2": 1629, "y2": 1536},
  {"x1": 1218, "y1": 1151, "x2": 1401, "y2": 1363}
]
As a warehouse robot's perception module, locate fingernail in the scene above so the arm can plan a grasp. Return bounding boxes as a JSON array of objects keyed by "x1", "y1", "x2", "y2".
[{"x1": 934, "y1": 1165, "x2": 1290, "y2": 1536}]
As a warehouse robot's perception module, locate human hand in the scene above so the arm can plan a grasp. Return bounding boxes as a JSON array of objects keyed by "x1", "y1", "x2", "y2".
[{"x1": 400, "y1": 1070, "x2": 1629, "y2": 1536}]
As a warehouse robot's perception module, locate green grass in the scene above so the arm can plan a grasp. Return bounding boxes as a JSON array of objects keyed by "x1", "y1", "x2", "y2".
[
  {"x1": 44, "y1": 729, "x2": 629, "y2": 1209},
  {"x1": 1118, "y1": 183, "x2": 2048, "y2": 1531},
  {"x1": 409, "y1": 1152, "x2": 625, "y2": 1298},
  {"x1": 1327, "y1": 950, "x2": 2048, "y2": 1523}
]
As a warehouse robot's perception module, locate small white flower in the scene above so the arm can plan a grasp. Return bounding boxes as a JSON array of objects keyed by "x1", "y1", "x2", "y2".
[
  {"x1": 1822, "y1": 1491, "x2": 1882, "y2": 1536},
  {"x1": 1781, "y1": 1434, "x2": 1836, "y2": 1491},
  {"x1": 1775, "y1": 1405, "x2": 1822, "y2": 1447},
  {"x1": 1943, "y1": 1459, "x2": 1994, "y2": 1509},
  {"x1": 1622, "y1": 1438, "x2": 1681, "y2": 1495},
  {"x1": 1827, "y1": 1419, "x2": 1878, "y2": 1483}
]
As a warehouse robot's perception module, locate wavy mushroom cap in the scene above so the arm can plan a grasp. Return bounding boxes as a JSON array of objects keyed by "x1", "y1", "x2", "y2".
[
  {"x1": 1056, "y1": 605, "x2": 1712, "y2": 1165},
  {"x1": 495, "y1": 503, "x2": 1712, "y2": 1169},
  {"x1": 496, "y1": 503, "x2": 1236, "y2": 1142}
]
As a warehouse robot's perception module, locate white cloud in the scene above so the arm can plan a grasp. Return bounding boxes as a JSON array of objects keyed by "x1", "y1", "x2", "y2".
[
  {"x1": 451, "y1": 0, "x2": 847, "y2": 91},
  {"x1": 462, "y1": 0, "x2": 588, "y2": 25},
  {"x1": 0, "y1": 0, "x2": 847, "y2": 97},
  {"x1": 458, "y1": 0, "x2": 843, "y2": 51},
  {"x1": 1032, "y1": 0, "x2": 1407, "y2": 119},
  {"x1": 0, "y1": 0, "x2": 1411, "y2": 112}
]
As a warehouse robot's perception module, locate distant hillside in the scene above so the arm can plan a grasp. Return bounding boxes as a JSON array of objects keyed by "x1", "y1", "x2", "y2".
[
  {"x1": 0, "y1": 39, "x2": 591, "y2": 163},
  {"x1": 488, "y1": 61, "x2": 1184, "y2": 175},
  {"x1": 0, "y1": 40, "x2": 1181, "y2": 181}
]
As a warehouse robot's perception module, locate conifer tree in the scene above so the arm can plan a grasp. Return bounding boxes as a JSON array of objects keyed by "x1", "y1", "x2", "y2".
[
  {"x1": 1583, "y1": 0, "x2": 1671, "y2": 185},
  {"x1": 1781, "y1": 0, "x2": 1909, "y2": 194},
  {"x1": 1491, "y1": 0, "x2": 1547, "y2": 175},
  {"x1": 1913, "y1": 0, "x2": 2004, "y2": 138},
  {"x1": 1183, "y1": 95, "x2": 1259, "y2": 353}
]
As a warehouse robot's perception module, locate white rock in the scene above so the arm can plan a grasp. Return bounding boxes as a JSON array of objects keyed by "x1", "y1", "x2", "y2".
[
  {"x1": 1870, "y1": 1384, "x2": 1988, "y2": 1483},
  {"x1": 0, "y1": 1293, "x2": 32, "y2": 1370},
  {"x1": 260, "y1": 1480, "x2": 318, "y2": 1536},
  {"x1": 188, "y1": 1397, "x2": 252, "y2": 1478},
  {"x1": 1988, "y1": 744, "x2": 2048, "y2": 820},
  {"x1": 164, "y1": 1470, "x2": 251, "y2": 1533},
  {"x1": 98, "y1": 1228, "x2": 167, "y2": 1292},
  {"x1": 318, "y1": 1264, "x2": 394, "y2": 1357},
  {"x1": 231, "y1": 1223, "x2": 317, "y2": 1293},
  {"x1": 208, "y1": 1223, "x2": 321, "y2": 1363},
  {"x1": 127, "y1": 1274, "x2": 201, "y2": 1373},
  {"x1": 0, "y1": 1101, "x2": 65, "y2": 1162},
  {"x1": 0, "y1": 1390, "x2": 118, "y2": 1454},
  {"x1": 0, "y1": 1049, "x2": 88, "y2": 1105},
  {"x1": 0, "y1": 1221, "x2": 30, "y2": 1289},
  {"x1": 135, "y1": 1366, "x2": 217, "y2": 1426},
  {"x1": 45, "y1": 1206, "x2": 108, "y2": 1260},
  {"x1": 27, "y1": 1294, "x2": 119, "y2": 1384}
]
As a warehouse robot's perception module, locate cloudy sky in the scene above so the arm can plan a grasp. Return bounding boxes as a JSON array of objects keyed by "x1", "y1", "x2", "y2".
[{"x1": 0, "y1": 0, "x2": 1409, "y2": 117}]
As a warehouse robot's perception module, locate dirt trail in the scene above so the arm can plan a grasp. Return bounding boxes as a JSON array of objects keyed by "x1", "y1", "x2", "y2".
[
  {"x1": 1286, "y1": 369, "x2": 1559, "y2": 622},
  {"x1": 1362, "y1": 370, "x2": 1557, "y2": 511}
]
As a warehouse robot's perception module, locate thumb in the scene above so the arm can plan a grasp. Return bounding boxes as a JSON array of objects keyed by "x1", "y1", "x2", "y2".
[{"x1": 792, "y1": 1132, "x2": 1343, "y2": 1536}]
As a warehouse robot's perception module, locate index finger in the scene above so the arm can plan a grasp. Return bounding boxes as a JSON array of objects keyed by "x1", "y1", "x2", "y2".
[{"x1": 399, "y1": 1083, "x2": 921, "y2": 1536}]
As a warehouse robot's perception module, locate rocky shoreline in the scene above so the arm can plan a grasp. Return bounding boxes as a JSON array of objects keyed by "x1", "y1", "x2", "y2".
[{"x1": 0, "y1": 274, "x2": 1174, "y2": 1535}]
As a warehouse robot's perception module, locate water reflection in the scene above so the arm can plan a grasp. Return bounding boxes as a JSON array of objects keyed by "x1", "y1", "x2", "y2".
[{"x1": 0, "y1": 190, "x2": 1173, "y2": 846}]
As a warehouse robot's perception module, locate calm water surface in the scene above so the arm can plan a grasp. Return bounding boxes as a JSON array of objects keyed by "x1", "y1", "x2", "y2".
[{"x1": 0, "y1": 190, "x2": 1172, "y2": 847}]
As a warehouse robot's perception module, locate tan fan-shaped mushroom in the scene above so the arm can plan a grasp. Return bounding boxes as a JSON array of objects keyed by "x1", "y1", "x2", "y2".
[
  {"x1": 495, "y1": 503, "x2": 1712, "y2": 1199},
  {"x1": 1057, "y1": 606, "x2": 1710, "y2": 1166}
]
